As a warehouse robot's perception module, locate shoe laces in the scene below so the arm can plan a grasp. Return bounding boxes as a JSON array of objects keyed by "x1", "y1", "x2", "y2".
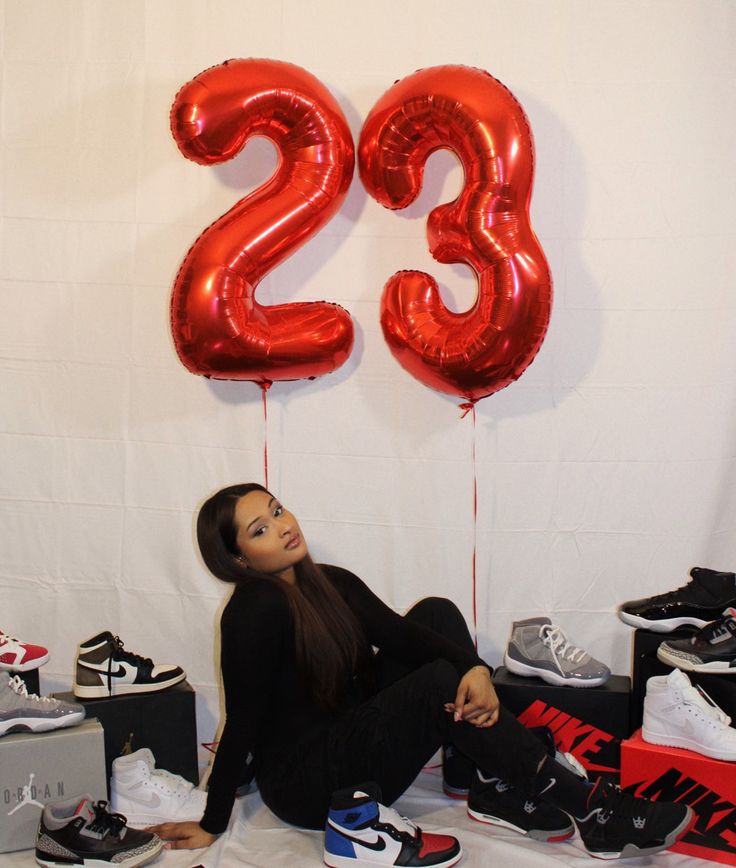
[
  {"x1": 682, "y1": 683, "x2": 731, "y2": 726},
  {"x1": 8, "y1": 675, "x2": 53, "y2": 704},
  {"x1": 111, "y1": 636, "x2": 153, "y2": 669},
  {"x1": 86, "y1": 801, "x2": 127, "y2": 838},
  {"x1": 700, "y1": 609, "x2": 736, "y2": 643},
  {"x1": 540, "y1": 625, "x2": 588, "y2": 665},
  {"x1": 376, "y1": 803, "x2": 419, "y2": 842},
  {"x1": 151, "y1": 768, "x2": 194, "y2": 798}
]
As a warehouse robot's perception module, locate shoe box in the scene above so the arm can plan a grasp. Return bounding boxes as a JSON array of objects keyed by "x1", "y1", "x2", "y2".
[
  {"x1": 492, "y1": 666, "x2": 631, "y2": 779},
  {"x1": 621, "y1": 729, "x2": 736, "y2": 866},
  {"x1": 631, "y1": 628, "x2": 736, "y2": 730},
  {"x1": 54, "y1": 681, "x2": 199, "y2": 793},
  {"x1": 0, "y1": 718, "x2": 106, "y2": 853}
]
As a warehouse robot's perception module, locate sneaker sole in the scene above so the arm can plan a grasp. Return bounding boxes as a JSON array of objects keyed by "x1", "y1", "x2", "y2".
[
  {"x1": 581, "y1": 805, "x2": 695, "y2": 860},
  {"x1": 0, "y1": 652, "x2": 50, "y2": 672},
  {"x1": 656, "y1": 645, "x2": 736, "y2": 673},
  {"x1": 0, "y1": 711, "x2": 85, "y2": 737},
  {"x1": 324, "y1": 849, "x2": 462, "y2": 868},
  {"x1": 642, "y1": 727, "x2": 736, "y2": 761},
  {"x1": 36, "y1": 837, "x2": 163, "y2": 868},
  {"x1": 467, "y1": 806, "x2": 574, "y2": 842},
  {"x1": 503, "y1": 655, "x2": 608, "y2": 688},
  {"x1": 618, "y1": 611, "x2": 710, "y2": 632},
  {"x1": 73, "y1": 673, "x2": 185, "y2": 698},
  {"x1": 442, "y1": 783, "x2": 469, "y2": 801}
]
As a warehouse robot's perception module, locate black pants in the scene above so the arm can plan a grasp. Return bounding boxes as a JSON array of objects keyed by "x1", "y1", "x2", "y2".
[{"x1": 264, "y1": 597, "x2": 547, "y2": 829}]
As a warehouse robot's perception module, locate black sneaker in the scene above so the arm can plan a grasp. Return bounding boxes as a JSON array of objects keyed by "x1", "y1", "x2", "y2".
[
  {"x1": 467, "y1": 770, "x2": 574, "y2": 842},
  {"x1": 657, "y1": 607, "x2": 736, "y2": 673},
  {"x1": 618, "y1": 567, "x2": 736, "y2": 632},
  {"x1": 35, "y1": 796, "x2": 162, "y2": 867},
  {"x1": 441, "y1": 744, "x2": 474, "y2": 800},
  {"x1": 74, "y1": 631, "x2": 186, "y2": 698},
  {"x1": 574, "y1": 778, "x2": 694, "y2": 859}
]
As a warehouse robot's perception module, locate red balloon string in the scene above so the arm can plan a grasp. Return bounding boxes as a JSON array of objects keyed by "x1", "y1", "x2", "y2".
[
  {"x1": 458, "y1": 401, "x2": 478, "y2": 649},
  {"x1": 261, "y1": 382, "x2": 271, "y2": 489}
]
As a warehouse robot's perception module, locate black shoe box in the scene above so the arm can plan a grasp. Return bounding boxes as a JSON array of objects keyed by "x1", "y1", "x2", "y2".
[
  {"x1": 631, "y1": 627, "x2": 736, "y2": 730},
  {"x1": 493, "y1": 666, "x2": 631, "y2": 779},
  {"x1": 14, "y1": 669, "x2": 40, "y2": 694},
  {"x1": 54, "y1": 681, "x2": 199, "y2": 793}
]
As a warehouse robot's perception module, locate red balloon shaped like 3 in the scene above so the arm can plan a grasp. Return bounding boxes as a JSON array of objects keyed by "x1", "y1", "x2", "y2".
[
  {"x1": 359, "y1": 66, "x2": 552, "y2": 403},
  {"x1": 170, "y1": 58, "x2": 355, "y2": 383}
]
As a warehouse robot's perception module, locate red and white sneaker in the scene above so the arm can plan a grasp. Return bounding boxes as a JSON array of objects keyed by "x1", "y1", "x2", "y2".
[{"x1": 0, "y1": 629, "x2": 49, "y2": 672}]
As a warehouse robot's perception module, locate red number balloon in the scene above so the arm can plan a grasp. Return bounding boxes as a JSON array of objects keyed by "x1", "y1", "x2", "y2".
[
  {"x1": 359, "y1": 65, "x2": 552, "y2": 403},
  {"x1": 170, "y1": 59, "x2": 355, "y2": 383}
]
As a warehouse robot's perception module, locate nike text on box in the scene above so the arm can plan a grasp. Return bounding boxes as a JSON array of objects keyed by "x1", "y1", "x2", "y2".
[
  {"x1": 621, "y1": 729, "x2": 736, "y2": 866},
  {"x1": 0, "y1": 718, "x2": 106, "y2": 853},
  {"x1": 54, "y1": 681, "x2": 199, "y2": 794},
  {"x1": 632, "y1": 628, "x2": 736, "y2": 731},
  {"x1": 492, "y1": 666, "x2": 631, "y2": 779}
]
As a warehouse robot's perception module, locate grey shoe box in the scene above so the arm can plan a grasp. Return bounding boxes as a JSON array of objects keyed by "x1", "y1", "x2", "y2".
[{"x1": 0, "y1": 719, "x2": 106, "y2": 853}]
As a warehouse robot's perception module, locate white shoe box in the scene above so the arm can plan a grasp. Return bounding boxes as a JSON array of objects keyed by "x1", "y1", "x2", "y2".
[{"x1": 0, "y1": 718, "x2": 106, "y2": 853}]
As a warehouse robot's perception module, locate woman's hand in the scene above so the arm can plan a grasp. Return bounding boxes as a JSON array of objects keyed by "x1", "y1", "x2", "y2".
[
  {"x1": 444, "y1": 665, "x2": 499, "y2": 728},
  {"x1": 147, "y1": 821, "x2": 217, "y2": 850}
]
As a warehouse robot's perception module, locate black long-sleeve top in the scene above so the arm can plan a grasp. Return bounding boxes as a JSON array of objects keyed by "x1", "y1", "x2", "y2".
[{"x1": 200, "y1": 565, "x2": 487, "y2": 834}]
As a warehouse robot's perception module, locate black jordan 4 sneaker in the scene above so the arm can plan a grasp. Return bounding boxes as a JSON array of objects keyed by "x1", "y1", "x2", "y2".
[
  {"x1": 574, "y1": 778, "x2": 694, "y2": 859},
  {"x1": 657, "y1": 607, "x2": 736, "y2": 673},
  {"x1": 467, "y1": 771, "x2": 575, "y2": 842},
  {"x1": 618, "y1": 567, "x2": 736, "y2": 632}
]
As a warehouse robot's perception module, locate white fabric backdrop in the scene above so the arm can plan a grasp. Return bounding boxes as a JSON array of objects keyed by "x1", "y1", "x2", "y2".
[{"x1": 1, "y1": 2, "x2": 735, "y2": 864}]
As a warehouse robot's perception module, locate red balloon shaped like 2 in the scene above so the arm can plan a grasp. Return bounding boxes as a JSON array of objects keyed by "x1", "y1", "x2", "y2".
[
  {"x1": 359, "y1": 66, "x2": 552, "y2": 403},
  {"x1": 170, "y1": 58, "x2": 355, "y2": 383}
]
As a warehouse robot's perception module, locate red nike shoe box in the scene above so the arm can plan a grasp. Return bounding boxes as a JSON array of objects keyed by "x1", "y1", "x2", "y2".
[
  {"x1": 54, "y1": 681, "x2": 199, "y2": 793},
  {"x1": 631, "y1": 628, "x2": 736, "y2": 731},
  {"x1": 621, "y1": 729, "x2": 736, "y2": 865},
  {"x1": 492, "y1": 666, "x2": 631, "y2": 779}
]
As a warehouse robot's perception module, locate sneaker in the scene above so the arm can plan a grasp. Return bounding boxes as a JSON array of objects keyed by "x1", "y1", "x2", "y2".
[
  {"x1": 0, "y1": 673, "x2": 85, "y2": 737},
  {"x1": 324, "y1": 783, "x2": 461, "y2": 868},
  {"x1": 467, "y1": 770, "x2": 574, "y2": 842},
  {"x1": 503, "y1": 617, "x2": 611, "y2": 687},
  {"x1": 111, "y1": 747, "x2": 207, "y2": 826},
  {"x1": 441, "y1": 744, "x2": 473, "y2": 800},
  {"x1": 0, "y1": 628, "x2": 49, "y2": 671},
  {"x1": 618, "y1": 566, "x2": 736, "y2": 632},
  {"x1": 657, "y1": 608, "x2": 736, "y2": 673},
  {"x1": 642, "y1": 668, "x2": 736, "y2": 760},
  {"x1": 35, "y1": 795, "x2": 162, "y2": 868},
  {"x1": 573, "y1": 777, "x2": 693, "y2": 859},
  {"x1": 73, "y1": 631, "x2": 185, "y2": 698}
]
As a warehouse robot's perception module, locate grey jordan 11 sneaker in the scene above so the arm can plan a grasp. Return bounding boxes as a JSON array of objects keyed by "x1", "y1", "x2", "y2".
[
  {"x1": 0, "y1": 673, "x2": 85, "y2": 736},
  {"x1": 504, "y1": 617, "x2": 611, "y2": 687}
]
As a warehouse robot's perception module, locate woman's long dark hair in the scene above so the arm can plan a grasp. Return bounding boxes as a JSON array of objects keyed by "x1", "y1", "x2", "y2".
[{"x1": 197, "y1": 483, "x2": 369, "y2": 710}]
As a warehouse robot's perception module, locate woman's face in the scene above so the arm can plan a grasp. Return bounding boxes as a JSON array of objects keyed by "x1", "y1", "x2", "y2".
[{"x1": 233, "y1": 490, "x2": 308, "y2": 582}]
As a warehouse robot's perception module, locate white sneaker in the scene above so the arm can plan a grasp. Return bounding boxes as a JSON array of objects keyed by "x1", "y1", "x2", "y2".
[
  {"x1": 642, "y1": 668, "x2": 736, "y2": 761},
  {"x1": 111, "y1": 748, "x2": 206, "y2": 826}
]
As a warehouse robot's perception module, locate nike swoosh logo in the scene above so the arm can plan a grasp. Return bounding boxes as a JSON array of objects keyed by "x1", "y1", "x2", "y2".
[
  {"x1": 78, "y1": 660, "x2": 137, "y2": 679},
  {"x1": 539, "y1": 777, "x2": 556, "y2": 794},
  {"x1": 327, "y1": 822, "x2": 387, "y2": 852}
]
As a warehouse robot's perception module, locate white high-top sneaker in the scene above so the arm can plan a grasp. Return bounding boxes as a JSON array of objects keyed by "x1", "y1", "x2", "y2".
[
  {"x1": 643, "y1": 668, "x2": 736, "y2": 761},
  {"x1": 111, "y1": 748, "x2": 207, "y2": 826}
]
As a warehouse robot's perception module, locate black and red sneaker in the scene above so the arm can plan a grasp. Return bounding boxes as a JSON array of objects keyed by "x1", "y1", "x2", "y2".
[
  {"x1": 324, "y1": 783, "x2": 461, "y2": 867},
  {"x1": 35, "y1": 796, "x2": 162, "y2": 867},
  {"x1": 618, "y1": 567, "x2": 736, "y2": 632},
  {"x1": 573, "y1": 778, "x2": 694, "y2": 860},
  {"x1": 467, "y1": 770, "x2": 575, "y2": 842}
]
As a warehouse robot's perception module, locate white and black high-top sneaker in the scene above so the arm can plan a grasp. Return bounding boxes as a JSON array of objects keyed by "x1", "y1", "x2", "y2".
[
  {"x1": 35, "y1": 796, "x2": 162, "y2": 867},
  {"x1": 324, "y1": 783, "x2": 461, "y2": 867},
  {"x1": 73, "y1": 632, "x2": 185, "y2": 698},
  {"x1": 618, "y1": 567, "x2": 736, "y2": 632}
]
